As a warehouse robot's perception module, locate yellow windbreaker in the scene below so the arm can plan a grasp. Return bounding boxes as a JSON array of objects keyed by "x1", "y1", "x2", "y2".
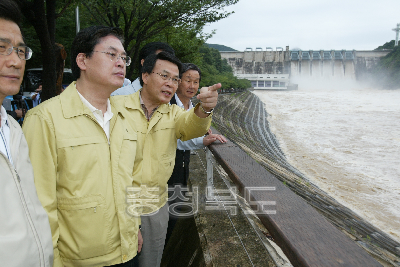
[
  {"x1": 22, "y1": 83, "x2": 139, "y2": 267},
  {"x1": 112, "y1": 91, "x2": 211, "y2": 215}
]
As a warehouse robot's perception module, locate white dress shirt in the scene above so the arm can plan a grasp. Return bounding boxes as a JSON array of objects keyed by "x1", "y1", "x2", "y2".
[
  {"x1": 111, "y1": 77, "x2": 142, "y2": 96},
  {"x1": 77, "y1": 90, "x2": 113, "y2": 141}
]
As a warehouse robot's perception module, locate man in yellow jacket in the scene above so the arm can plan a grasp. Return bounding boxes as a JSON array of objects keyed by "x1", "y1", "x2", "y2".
[
  {"x1": 113, "y1": 51, "x2": 220, "y2": 267},
  {"x1": 23, "y1": 26, "x2": 141, "y2": 267}
]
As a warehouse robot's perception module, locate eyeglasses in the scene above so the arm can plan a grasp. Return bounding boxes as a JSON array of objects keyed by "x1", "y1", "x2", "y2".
[
  {"x1": 182, "y1": 78, "x2": 199, "y2": 85},
  {"x1": 0, "y1": 39, "x2": 32, "y2": 60},
  {"x1": 152, "y1": 72, "x2": 181, "y2": 86},
  {"x1": 93, "y1": 51, "x2": 131, "y2": 66}
]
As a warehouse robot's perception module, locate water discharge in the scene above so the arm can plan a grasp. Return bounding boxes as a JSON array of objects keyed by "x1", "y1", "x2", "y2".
[{"x1": 253, "y1": 85, "x2": 400, "y2": 243}]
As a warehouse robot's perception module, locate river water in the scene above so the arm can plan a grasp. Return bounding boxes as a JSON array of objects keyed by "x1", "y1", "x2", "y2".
[{"x1": 253, "y1": 82, "x2": 400, "y2": 243}]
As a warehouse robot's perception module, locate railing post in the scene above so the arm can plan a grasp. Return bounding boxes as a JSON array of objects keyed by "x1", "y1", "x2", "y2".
[{"x1": 206, "y1": 147, "x2": 214, "y2": 199}]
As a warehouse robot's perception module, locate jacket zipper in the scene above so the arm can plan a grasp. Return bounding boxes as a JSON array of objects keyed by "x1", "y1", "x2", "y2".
[
  {"x1": 1, "y1": 153, "x2": 45, "y2": 266},
  {"x1": 84, "y1": 114, "x2": 111, "y2": 146},
  {"x1": 84, "y1": 114, "x2": 111, "y2": 214}
]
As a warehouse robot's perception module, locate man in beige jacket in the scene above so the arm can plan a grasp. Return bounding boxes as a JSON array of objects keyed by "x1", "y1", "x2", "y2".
[{"x1": 0, "y1": 1, "x2": 53, "y2": 266}]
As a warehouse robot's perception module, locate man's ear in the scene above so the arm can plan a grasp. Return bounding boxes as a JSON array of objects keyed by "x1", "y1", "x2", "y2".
[
  {"x1": 76, "y1": 53, "x2": 87, "y2": 71},
  {"x1": 141, "y1": 59, "x2": 145, "y2": 66},
  {"x1": 142, "y1": 72, "x2": 149, "y2": 85}
]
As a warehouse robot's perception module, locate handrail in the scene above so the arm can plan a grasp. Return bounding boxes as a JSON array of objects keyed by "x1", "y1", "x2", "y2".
[{"x1": 205, "y1": 129, "x2": 381, "y2": 267}]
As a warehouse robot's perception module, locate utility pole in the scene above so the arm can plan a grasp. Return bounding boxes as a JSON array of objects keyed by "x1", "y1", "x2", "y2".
[
  {"x1": 393, "y1": 23, "x2": 400, "y2": 46},
  {"x1": 75, "y1": 6, "x2": 80, "y2": 34}
]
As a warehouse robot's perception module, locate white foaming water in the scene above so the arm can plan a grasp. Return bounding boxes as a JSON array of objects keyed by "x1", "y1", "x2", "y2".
[{"x1": 253, "y1": 84, "x2": 400, "y2": 243}]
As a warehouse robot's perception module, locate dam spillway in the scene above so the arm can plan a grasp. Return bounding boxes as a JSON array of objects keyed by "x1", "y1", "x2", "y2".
[{"x1": 220, "y1": 48, "x2": 391, "y2": 88}]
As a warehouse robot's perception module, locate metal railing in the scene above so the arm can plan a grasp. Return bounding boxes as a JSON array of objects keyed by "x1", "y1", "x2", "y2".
[{"x1": 204, "y1": 140, "x2": 381, "y2": 267}]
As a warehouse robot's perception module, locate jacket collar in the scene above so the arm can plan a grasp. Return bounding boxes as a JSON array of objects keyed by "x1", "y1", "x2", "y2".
[
  {"x1": 124, "y1": 90, "x2": 170, "y2": 114},
  {"x1": 60, "y1": 82, "x2": 92, "y2": 119},
  {"x1": 60, "y1": 82, "x2": 122, "y2": 119}
]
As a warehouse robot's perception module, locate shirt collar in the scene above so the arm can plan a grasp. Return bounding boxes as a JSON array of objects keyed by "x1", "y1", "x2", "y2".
[
  {"x1": 174, "y1": 94, "x2": 193, "y2": 111},
  {"x1": 139, "y1": 91, "x2": 159, "y2": 121},
  {"x1": 76, "y1": 89, "x2": 113, "y2": 118}
]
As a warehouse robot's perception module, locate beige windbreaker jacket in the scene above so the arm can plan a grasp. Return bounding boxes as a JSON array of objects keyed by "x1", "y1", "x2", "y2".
[
  {"x1": 0, "y1": 115, "x2": 53, "y2": 267},
  {"x1": 22, "y1": 83, "x2": 140, "y2": 267}
]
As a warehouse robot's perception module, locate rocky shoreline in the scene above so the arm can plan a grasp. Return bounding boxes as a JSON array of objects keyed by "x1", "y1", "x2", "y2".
[{"x1": 207, "y1": 91, "x2": 400, "y2": 266}]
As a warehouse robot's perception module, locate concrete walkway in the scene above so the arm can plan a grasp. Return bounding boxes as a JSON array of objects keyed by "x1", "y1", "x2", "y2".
[{"x1": 161, "y1": 148, "x2": 291, "y2": 267}]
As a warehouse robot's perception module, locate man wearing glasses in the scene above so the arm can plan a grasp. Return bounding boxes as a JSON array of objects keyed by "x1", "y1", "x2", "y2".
[
  {"x1": 114, "y1": 52, "x2": 220, "y2": 267},
  {"x1": 111, "y1": 42, "x2": 175, "y2": 96},
  {"x1": 0, "y1": 0, "x2": 53, "y2": 266},
  {"x1": 23, "y1": 25, "x2": 141, "y2": 267}
]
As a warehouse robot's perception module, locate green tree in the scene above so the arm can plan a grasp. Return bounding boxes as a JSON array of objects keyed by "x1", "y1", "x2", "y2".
[
  {"x1": 81, "y1": 0, "x2": 238, "y2": 78},
  {"x1": 374, "y1": 45, "x2": 400, "y2": 88},
  {"x1": 120, "y1": 23, "x2": 212, "y2": 80},
  {"x1": 197, "y1": 45, "x2": 250, "y2": 90},
  {"x1": 375, "y1": 40, "x2": 395, "y2": 51},
  {"x1": 15, "y1": 0, "x2": 75, "y2": 101},
  {"x1": 24, "y1": 4, "x2": 93, "y2": 70}
]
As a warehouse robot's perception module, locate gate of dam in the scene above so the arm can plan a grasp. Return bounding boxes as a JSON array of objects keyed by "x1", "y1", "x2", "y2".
[{"x1": 220, "y1": 47, "x2": 391, "y2": 89}]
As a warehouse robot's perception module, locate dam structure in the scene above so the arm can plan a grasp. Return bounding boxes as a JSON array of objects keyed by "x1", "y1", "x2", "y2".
[{"x1": 220, "y1": 47, "x2": 391, "y2": 89}]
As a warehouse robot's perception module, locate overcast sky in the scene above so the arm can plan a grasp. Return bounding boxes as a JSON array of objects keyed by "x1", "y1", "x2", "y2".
[{"x1": 203, "y1": 0, "x2": 400, "y2": 51}]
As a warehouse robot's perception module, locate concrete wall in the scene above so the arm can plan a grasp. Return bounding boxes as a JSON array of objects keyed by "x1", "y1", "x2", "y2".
[
  {"x1": 221, "y1": 49, "x2": 290, "y2": 75},
  {"x1": 353, "y1": 51, "x2": 390, "y2": 80}
]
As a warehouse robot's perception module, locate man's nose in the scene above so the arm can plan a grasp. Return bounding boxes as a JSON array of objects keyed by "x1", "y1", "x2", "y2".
[
  {"x1": 165, "y1": 79, "x2": 175, "y2": 87},
  {"x1": 115, "y1": 56, "x2": 125, "y2": 67},
  {"x1": 7, "y1": 49, "x2": 23, "y2": 68}
]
